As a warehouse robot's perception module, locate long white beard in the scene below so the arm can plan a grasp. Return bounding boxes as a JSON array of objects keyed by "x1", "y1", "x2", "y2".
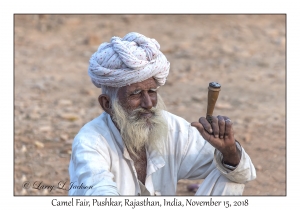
[{"x1": 111, "y1": 94, "x2": 168, "y2": 157}]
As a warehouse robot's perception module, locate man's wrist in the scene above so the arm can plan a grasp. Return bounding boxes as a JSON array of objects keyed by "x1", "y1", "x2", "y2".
[{"x1": 221, "y1": 140, "x2": 242, "y2": 168}]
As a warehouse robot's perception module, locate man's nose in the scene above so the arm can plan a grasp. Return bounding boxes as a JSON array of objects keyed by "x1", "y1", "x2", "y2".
[{"x1": 141, "y1": 91, "x2": 153, "y2": 110}]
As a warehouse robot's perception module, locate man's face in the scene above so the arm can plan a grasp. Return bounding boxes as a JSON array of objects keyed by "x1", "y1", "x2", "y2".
[
  {"x1": 111, "y1": 77, "x2": 167, "y2": 156},
  {"x1": 117, "y1": 77, "x2": 159, "y2": 117}
]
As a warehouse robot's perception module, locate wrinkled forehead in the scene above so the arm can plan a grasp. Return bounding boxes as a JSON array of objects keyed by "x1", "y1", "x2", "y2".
[{"x1": 119, "y1": 77, "x2": 159, "y2": 94}]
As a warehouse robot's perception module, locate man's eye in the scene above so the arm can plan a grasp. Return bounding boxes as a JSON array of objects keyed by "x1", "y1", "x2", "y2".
[
  {"x1": 149, "y1": 89, "x2": 157, "y2": 93},
  {"x1": 131, "y1": 90, "x2": 141, "y2": 95}
]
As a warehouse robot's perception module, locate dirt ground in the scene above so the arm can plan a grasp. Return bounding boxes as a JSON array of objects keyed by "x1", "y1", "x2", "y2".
[{"x1": 14, "y1": 14, "x2": 286, "y2": 196}]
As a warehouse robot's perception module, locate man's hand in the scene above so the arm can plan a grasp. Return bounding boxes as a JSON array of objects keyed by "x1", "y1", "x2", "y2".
[{"x1": 191, "y1": 115, "x2": 241, "y2": 166}]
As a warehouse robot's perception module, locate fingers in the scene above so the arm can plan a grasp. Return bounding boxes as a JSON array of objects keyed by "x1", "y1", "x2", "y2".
[
  {"x1": 193, "y1": 115, "x2": 234, "y2": 141},
  {"x1": 196, "y1": 115, "x2": 232, "y2": 139},
  {"x1": 199, "y1": 117, "x2": 212, "y2": 133},
  {"x1": 211, "y1": 116, "x2": 219, "y2": 138},
  {"x1": 224, "y1": 117, "x2": 234, "y2": 140},
  {"x1": 217, "y1": 115, "x2": 225, "y2": 139},
  {"x1": 191, "y1": 122, "x2": 211, "y2": 140},
  {"x1": 191, "y1": 121, "x2": 222, "y2": 150}
]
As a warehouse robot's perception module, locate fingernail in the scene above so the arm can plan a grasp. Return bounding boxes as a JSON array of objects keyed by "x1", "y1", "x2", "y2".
[
  {"x1": 209, "y1": 129, "x2": 213, "y2": 133},
  {"x1": 220, "y1": 136, "x2": 223, "y2": 139},
  {"x1": 214, "y1": 135, "x2": 218, "y2": 138}
]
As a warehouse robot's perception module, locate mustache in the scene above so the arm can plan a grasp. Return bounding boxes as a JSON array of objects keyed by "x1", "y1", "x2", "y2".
[{"x1": 128, "y1": 107, "x2": 157, "y2": 118}]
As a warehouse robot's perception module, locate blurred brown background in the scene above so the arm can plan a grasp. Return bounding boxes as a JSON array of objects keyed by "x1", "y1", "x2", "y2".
[{"x1": 14, "y1": 14, "x2": 286, "y2": 196}]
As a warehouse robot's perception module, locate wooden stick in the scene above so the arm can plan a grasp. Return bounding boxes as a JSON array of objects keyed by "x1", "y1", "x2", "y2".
[{"x1": 206, "y1": 82, "x2": 221, "y2": 124}]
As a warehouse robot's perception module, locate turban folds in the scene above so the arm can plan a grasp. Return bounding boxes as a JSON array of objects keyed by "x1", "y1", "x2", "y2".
[{"x1": 88, "y1": 32, "x2": 170, "y2": 88}]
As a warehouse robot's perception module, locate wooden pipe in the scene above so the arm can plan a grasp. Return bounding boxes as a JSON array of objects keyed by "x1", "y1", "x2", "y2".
[{"x1": 206, "y1": 82, "x2": 221, "y2": 124}]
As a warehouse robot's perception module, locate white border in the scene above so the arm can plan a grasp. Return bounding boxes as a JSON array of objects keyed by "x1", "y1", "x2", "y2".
[{"x1": 3, "y1": 1, "x2": 297, "y2": 209}]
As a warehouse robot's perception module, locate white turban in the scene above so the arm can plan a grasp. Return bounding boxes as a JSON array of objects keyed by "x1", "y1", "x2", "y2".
[{"x1": 88, "y1": 32, "x2": 170, "y2": 88}]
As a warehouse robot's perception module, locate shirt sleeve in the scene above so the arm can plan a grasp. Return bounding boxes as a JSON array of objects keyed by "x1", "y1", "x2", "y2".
[
  {"x1": 214, "y1": 140, "x2": 257, "y2": 184},
  {"x1": 69, "y1": 134, "x2": 120, "y2": 195}
]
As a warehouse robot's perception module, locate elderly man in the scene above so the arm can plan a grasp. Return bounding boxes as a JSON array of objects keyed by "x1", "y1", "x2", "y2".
[{"x1": 68, "y1": 32, "x2": 256, "y2": 196}]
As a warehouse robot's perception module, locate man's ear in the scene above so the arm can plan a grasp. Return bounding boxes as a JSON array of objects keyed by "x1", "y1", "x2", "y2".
[{"x1": 98, "y1": 94, "x2": 113, "y2": 115}]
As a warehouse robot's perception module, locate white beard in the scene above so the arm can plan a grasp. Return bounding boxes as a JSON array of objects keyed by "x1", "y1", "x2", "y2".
[{"x1": 111, "y1": 94, "x2": 168, "y2": 157}]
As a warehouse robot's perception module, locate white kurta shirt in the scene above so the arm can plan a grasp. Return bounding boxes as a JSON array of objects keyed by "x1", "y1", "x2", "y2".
[{"x1": 69, "y1": 111, "x2": 256, "y2": 195}]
